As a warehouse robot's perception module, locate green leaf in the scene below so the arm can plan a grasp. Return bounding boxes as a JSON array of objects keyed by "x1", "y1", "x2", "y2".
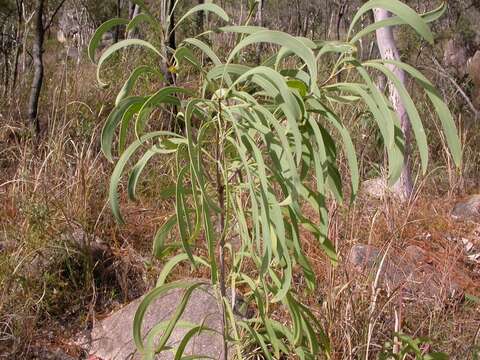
[
  {"x1": 176, "y1": 164, "x2": 196, "y2": 265},
  {"x1": 307, "y1": 98, "x2": 359, "y2": 200},
  {"x1": 135, "y1": 86, "x2": 194, "y2": 137},
  {"x1": 350, "y1": 2, "x2": 447, "y2": 44},
  {"x1": 96, "y1": 39, "x2": 165, "y2": 87},
  {"x1": 153, "y1": 215, "x2": 178, "y2": 258},
  {"x1": 133, "y1": 281, "x2": 206, "y2": 353},
  {"x1": 156, "y1": 254, "x2": 210, "y2": 287},
  {"x1": 153, "y1": 283, "x2": 206, "y2": 354},
  {"x1": 127, "y1": 147, "x2": 158, "y2": 200},
  {"x1": 227, "y1": 30, "x2": 319, "y2": 94},
  {"x1": 101, "y1": 96, "x2": 147, "y2": 162},
  {"x1": 182, "y1": 38, "x2": 223, "y2": 66},
  {"x1": 175, "y1": 3, "x2": 229, "y2": 32},
  {"x1": 115, "y1": 65, "x2": 163, "y2": 106},
  {"x1": 173, "y1": 325, "x2": 218, "y2": 360},
  {"x1": 126, "y1": 12, "x2": 158, "y2": 32},
  {"x1": 364, "y1": 61, "x2": 429, "y2": 174},
  {"x1": 229, "y1": 66, "x2": 303, "y2": 163},
  {"x1": 219, "y1": 25, "x2": 266, "y2": 34},
  {"x1": 88, "y1": 18, "x2": 129, "y2": 63},
  {"x1": 371, "y1": 59, "x2": 462, "y2": 167},
  {"x1": 348, "y1": 0, "x2": 434, "y2": 44},
  {"x1": 174, "y1": 47, "x2": 202, "y2": 70},
  {"x1": 109, "y1": 131, "x2": 180, "y2": 223}
]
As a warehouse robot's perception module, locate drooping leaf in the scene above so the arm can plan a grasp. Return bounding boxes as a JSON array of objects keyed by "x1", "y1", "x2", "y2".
[
  {"x1": 88, "y1": 18, "x2": 129, "y2": 63},
  {"x1": 96, "y1": 39, "x2": 165, "y2": 87},
  {"x1": 115, "y1": 65, "x2": 163, "y2": 106},
  {"x1": 350, "y1": 2, "x2": 447, "y2": 44},
  {"x1": 174, "y1": 3, "x2": 229, "y2": 32},
  {"x1": 348, "y1": 0, "x2": 434, "y2": 44}
]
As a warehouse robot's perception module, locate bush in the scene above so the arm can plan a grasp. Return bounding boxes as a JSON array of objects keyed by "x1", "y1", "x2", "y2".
[{"x1": 89, "y1": 0, "x2": 460, "y2": 358}]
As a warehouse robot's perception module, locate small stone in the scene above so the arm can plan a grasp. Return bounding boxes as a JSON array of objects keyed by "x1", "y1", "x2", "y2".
[
  {"x1": 348, "y1": 244, "x2": 381, "y2": 271},
  {"x1": 361, "y1": 178, "x2": 387, "y2": 199},
  {"x1": 461, "y1": 238, "x2": 475, "y2": 253},
  {"x1": 444, "y1": 38, "x2": 468, "y2": 76},
  {"x1": 452, "y1": 195, "x2": 480, "y2": 221}
]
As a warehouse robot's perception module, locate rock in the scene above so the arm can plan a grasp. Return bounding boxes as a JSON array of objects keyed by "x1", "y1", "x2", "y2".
[
  {"x1": 67, "y1": 226, "x2": 112, "y2": 264},
  {"x1": 361, "y1": 178, "x2": 387, "y2": 199},
  {"x1": 444, "y1": 39, "x2": 468, "y2": 76},
  {"x1": 0, "y1": 240, "x2": 16, "y2": 253},
  {"x1": 452, "y1": 194, "x2": 480, "y2": 221},
  {"x1": 468, "y1": 51, "x2": 480, "y2": 85},
  {"x1": 88, "y1": 284, "x2": 228, "y2": 360},
  {"x1": 347, "y1": 244, "x2": 462, "y2": 301},
  {"x1": 468, "y1": 51, "x2": 480, "y2": 108},
  {"x1": 347, "y1": 244, "x2": 381, "y2": 270},
  {"x1": 29, "y1": 347, "x2": 76, "y2": 360}
]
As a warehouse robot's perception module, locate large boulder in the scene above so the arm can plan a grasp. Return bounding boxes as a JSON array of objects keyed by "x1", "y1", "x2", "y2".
[{"x1": 88, "y1": 284, "x2": 228, "y2": 360}]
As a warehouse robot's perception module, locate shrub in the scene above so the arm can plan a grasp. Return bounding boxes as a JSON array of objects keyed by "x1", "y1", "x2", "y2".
[{"x1": 89, "y1": 0, "x2": 460, "y2": 358}]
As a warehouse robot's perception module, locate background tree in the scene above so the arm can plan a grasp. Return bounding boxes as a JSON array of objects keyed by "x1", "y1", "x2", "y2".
[
  {"x1": 27, "y1": 0, "x2": 66, "y2": 135},
  {"x1": 373, "y1": 7, "x2": 413, "y2": 200}
]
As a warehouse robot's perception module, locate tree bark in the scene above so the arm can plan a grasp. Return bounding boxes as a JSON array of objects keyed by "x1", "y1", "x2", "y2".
[
  {"x1": 114, "y1": 0, "x2": 121, "y2": 43},
  {"x1": 11, "y1": 0, "x2": 23, "y2": 94},
  {"x1": 162, "y1": 0, "x2": 176, "y2": 86},
  {"x1": 167, "y1": 0, "x2": 175, "y2": 53},
  {"x1": 374, "y1": 8, "x2": 413, "y2": 201},
  {"x1": 127, "y1": 3, "x2": 140, "y2": 39},
  {"x1": 255, "y1": 0, "x2": 264, "y2": 63},
  {"x1": 196, "y1": 0, "x2": 204, "y2": 34},
  {"x1": 27, "y1": 0, "x2": 44, "y2": 135}
]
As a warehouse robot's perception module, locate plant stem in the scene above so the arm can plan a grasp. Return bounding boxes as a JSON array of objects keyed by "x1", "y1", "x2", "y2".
[{"x1": 216, "y1": 97, "x2": 228, "y2": 360}]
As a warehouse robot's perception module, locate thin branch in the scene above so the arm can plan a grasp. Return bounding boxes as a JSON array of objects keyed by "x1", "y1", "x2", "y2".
[
  {"x1": 43, "y1": 0, "x2": 68, "y2": 32},
  {"x1": 428, "y1": 56, "x2": 479, "y2": 120}
]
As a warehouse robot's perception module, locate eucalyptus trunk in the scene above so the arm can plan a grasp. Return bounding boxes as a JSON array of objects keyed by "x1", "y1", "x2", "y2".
[
  {"x1": 27, "y1": 0, "x2": 44, "y2": 135},
  {"x1": 374, "y1": 8, "x2": 413, "y2": 201},
  {"x1": 11, "y1": 0, "x2": 23, "y2": 94},
  {"x1": 127, "y1": 3, "x2": 140, "y2": 39},
  {"x1": 255, "y1": 0, "x2": 264, "y2": 63},
  {"x1": 196, "y1": 0, "x2": 204, "y2": 33}
]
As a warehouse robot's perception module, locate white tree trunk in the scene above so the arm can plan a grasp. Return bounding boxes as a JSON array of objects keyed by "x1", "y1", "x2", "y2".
[{"x1": 374, "y1": 8, "x2": 413, "y2": 201}]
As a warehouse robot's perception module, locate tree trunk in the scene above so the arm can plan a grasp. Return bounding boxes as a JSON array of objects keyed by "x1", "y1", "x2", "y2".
[
  {"x1": 162, "y1": 0, "x2": 176, "y2": 86},
  {"x1": 114, "y1": 0, "x2": 121, "y2": 43},
  {"x1": 167, "y1": 0, "x2": 176, "y2": 53},
  {"x1": 374, "y1": 8, "x2": 413, "y2": 201},
  {"x1": 127, "y1": 3, "x2": 140, "y2": 39},
  {"x1": 255, "y1": 0, "x2": 264, "y2": 63},
  {"x1": 11, "y1": 0, "x2": 23, "y2": 93},
  {"x1": 27, "y1": 0, "x2": 44, "y2": 135},
  {"x1": 196, "y1": 0, "x2": 204, "y2": 34},
  {"x1": 3, "y1": 49, "x2": 10, "y2": 98}
]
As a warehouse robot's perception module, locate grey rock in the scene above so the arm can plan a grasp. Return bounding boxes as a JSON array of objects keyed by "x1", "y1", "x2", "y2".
[
  {"x1": 347, "y1": 244, "x2": 462, "y2": 301},
  {"x1": 361, "y1": 178, "x2": 387, "y2": 199},
  {"x1": 0, "y1": 240, "x2": 16, "y2": 252},
  {"x1": 444, "y1": 39, "x2": 468, "y2": 76},
  {"x1": 452, "y1": 194, "x2": 480, "y2": 221},
  {"x1": 468, "y1": 51, "x2": 480, "y2": 85},
  {"x1": 29, "y1": 347, "x2": 76, "y2": 360},
  {"x1": 89, "y1": 284, "x2": 228, "y2": 360}
]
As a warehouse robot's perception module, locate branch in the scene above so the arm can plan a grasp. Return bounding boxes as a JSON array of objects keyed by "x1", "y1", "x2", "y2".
[
  {"x1": 429, "y1": 56, "x2": 479, "y2": 120},
  {"x1": 43, "y1": 0, "x2": 68, "y2": 32}
]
